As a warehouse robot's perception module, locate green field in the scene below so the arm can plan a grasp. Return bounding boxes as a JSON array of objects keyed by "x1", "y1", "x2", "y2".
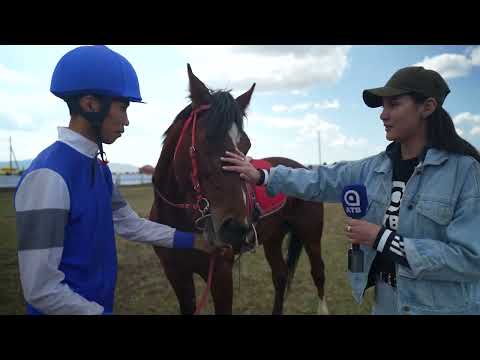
[{"x1": 0, "y1": 185, "x2": 373, "y2": 315}]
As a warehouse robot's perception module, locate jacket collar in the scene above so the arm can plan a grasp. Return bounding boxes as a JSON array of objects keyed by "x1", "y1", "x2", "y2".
[
  {"x1": 375, "y1": 142, "x2": 449, "y2": 173},
  {"x1": 57, "y1": 127, "x2": 98, "y2": 159}
]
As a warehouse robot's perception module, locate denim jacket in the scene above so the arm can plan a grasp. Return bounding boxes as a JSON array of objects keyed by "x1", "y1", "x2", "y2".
[{"x1": 266, "y1": 145, "x2": 480, "y2": 314}]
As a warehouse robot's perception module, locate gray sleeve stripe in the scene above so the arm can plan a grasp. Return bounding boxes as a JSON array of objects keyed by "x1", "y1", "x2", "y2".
[
  {"x1": 112, "y1": 185, "x2": 127, "y2": 211},
  {"x1": 16, "y1": 209, "x2": 68, "y2": 250},
  {"x1": 15, "y1": 168, "x2": 70, "y2": 211}
]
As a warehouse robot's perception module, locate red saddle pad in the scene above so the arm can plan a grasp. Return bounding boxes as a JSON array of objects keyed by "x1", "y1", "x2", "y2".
[{"x1": 250, "y1": 159, "x2": 287, "y2": 216}]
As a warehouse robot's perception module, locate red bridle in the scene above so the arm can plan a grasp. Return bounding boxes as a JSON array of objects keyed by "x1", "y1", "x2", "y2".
[{"x1": 173, "y1": 104, "x2": 211, "y2": 196}]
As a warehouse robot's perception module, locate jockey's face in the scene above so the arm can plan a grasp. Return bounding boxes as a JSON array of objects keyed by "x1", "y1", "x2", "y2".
[{"x1": 101, "y1": 99, "x2": 130, "y2": 144}]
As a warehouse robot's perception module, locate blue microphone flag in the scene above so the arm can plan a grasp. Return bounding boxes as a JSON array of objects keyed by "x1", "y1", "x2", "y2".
[{"x1": 341, "y1": 184, "x2": 368, "y2": 219}]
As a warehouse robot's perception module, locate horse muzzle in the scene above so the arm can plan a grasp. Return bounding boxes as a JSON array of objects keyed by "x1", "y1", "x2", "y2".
[{"x1": 218, "y1": 217, "x2": 250, "y2": 252}]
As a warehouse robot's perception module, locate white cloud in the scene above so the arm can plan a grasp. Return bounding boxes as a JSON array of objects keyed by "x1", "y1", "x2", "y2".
[
  {"x1": 0, "y1": 64, "x2": 33, "y2": 85},
  {"x1": 469, "y1": 46, "x2": 480, "y2": 66},
  {"x1": 414, "y1": 46, "x2": 480, "y2": 79},
  {"x1": 453, "y1": 112, "x2": 480, "y2": 125},
  {"x1": 242, "y1": 111, "x2": 376, "y2": 164},
  {"x1": 251, "y1": 111, "x2": 367, "y2": 149},
  {"x1": 453, "y1": 112, "x2": 480, "y2": 139},
  {"x1": 291, "y1": 103, "x2": 311, "y2": 112},
  {"x1": 126, "y1": 96, "x2": 190, "y2": 136},
  {"x1": 471, "y1": 127, "x2": 480, "y2": 136},
  {"x1": 272, "y1": 99, "x2": 340, "y2": 113},
  {"x1": 174, "y1": 45, "x2": 352, "y2": 92},
  {"x1": 0, "y1": 111, "x2": 34, "y2": 130},
  {"x1": 272, "y1": 105, "x2": 289, "y2": 113},
  {"x1": 314, "y1": 99, "x2": 340, "y2": 110},
  {"x1": 0, "y1": 90, "x2": 63, "y2": 131},
  {"x1": 0, "y1": 128, "x2": 58, "y2": 162},
  {"x1": 291, "y1": 89, "x2": 309, "y2": 96},
  {"x1": 415, "y1": 54, "x2": 472, "y2": 79}
]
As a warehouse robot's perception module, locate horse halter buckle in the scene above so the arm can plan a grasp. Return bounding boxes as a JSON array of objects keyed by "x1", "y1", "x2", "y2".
[
  {"x1": 197, "y1": 197, "x2": 210, "y2": 216},
  {"x1": 194, "y1": 198, "x2": 212, "y2": 232}
]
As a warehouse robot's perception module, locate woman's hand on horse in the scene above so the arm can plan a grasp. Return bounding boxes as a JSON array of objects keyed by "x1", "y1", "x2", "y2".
[{"x1": 221, "y1": 150, "x2": 261, "y2": 184}]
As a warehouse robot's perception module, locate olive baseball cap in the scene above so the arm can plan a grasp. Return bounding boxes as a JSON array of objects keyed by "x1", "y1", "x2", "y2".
[{"x1": 362, "y1": 66, "x2": 451, "y2": 108}]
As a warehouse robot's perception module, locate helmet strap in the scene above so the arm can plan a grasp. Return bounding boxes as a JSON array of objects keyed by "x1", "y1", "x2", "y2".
[{"x1": 77, "y1": 96, "x2": 113, "y2": 185}]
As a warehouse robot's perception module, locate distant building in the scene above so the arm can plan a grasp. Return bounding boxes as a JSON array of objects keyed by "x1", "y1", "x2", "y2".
[{"x1": 139, "y1": 165, "x2": 155, "y2": 175}]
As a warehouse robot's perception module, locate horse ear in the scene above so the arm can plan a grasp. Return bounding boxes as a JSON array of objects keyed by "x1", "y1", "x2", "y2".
[
  {"x1": 187, "y1": 63, "x2": 210, "y2": 108},
  {"x1": 236, "y1": 83, "x2": 256, "y2": 115}
]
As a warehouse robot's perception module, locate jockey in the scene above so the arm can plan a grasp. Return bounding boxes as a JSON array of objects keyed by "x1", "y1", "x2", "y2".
[{"x1": 15, "y1": 45, "x2": 213, "y2": 315}]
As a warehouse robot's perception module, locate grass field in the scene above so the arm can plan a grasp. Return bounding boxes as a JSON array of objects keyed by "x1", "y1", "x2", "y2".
[{"x1": 0, "y1": 185, "x2": 374, "y2": 315}]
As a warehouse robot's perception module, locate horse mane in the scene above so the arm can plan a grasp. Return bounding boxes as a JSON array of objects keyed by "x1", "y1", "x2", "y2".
[{"x1": 160, "y1": 90, "x2": 245, "y2": 165}]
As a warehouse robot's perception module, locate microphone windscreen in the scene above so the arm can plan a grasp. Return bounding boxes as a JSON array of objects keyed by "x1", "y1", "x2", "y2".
[{"x1": 341, "y1": 184, "x2": 368, "y2": 219}]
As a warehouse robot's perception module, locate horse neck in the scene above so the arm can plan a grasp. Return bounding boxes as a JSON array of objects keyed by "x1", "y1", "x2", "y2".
[
  {"x1": 156, "y1": 126, "x2": 194, "y2": 197},
  {"x1": 153, "y1": 136, "x2": 197, "y2": 231}
]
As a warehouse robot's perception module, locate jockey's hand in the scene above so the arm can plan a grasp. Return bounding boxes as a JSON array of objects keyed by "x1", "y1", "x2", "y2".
[
  {"x1": 221, "y1": 150, "x2": 261, "y2": 185},
  {"x1": 193, "y1": 233, "x2": 215, "y2": 254}
]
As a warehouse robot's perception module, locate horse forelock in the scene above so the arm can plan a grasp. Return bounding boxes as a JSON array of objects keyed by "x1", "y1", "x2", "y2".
[{"x1": 205, "y1": 90, "x2": 244, "y2": 143}]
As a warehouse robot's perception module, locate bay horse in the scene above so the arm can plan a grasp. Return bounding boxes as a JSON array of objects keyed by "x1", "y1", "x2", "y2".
[{"x1": 149, "y1": 64, "x2": 327, "y2": 315}]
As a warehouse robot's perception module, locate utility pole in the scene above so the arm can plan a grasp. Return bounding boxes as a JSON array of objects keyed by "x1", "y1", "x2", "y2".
[
  {"x1": 9, "y1": 136, "x2": 20, "y2": 172},
  {"x1": 317, "y1": 130, "x2": 322, "y2": 165},
  {"x1": 9, "y1": 136, "x2": 12, "y2": 170}
]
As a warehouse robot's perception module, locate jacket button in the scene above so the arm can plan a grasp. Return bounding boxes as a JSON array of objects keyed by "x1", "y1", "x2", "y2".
[{"x1": 407, "y1": 204, "x2": 413, "y2": 210}]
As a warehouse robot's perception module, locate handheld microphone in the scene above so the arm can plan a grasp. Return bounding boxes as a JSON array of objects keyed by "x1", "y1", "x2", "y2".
[{"x1": 342, "y1": 184, "x2": 368, "y2": 273}]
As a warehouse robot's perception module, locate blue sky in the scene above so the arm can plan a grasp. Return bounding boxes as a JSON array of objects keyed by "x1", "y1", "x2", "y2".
[{"x1": 1, "y1": 45, "x2": 479, "y2": 167}]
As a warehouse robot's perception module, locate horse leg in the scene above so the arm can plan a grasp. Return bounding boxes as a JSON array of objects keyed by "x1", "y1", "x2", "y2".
[
  {"x1": 263, "y1": 227, "x2": 289, "y2": 315},
  {"x1": 163, "y1": 268, "x2": 197, "y2": 315},
  {"x1": 209, "y1": 257, "x2": 234, "y2": 315},
  {"x1": 299, "y1": 230, "x2": 329, "y2": 315}
]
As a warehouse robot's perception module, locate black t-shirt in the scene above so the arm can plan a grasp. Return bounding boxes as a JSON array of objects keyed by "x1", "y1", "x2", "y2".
[{"x1": 368, "y1": 148, "x2": 418, "y2": 282}]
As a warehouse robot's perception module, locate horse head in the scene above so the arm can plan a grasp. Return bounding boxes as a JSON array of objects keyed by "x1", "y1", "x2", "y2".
[{"x1": 156, "y1": 64, "x2": 256, "y2": 252}]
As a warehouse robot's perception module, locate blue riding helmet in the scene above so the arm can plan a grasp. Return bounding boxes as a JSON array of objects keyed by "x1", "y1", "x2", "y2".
[{"x1": 50, "y1": 45, "x2": 143, "y2": 103}]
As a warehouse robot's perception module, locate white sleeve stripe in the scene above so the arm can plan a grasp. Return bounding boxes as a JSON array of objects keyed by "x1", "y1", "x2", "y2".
[
  {"x1": 391, "y1": 239, "x2": 404, "y2": 250},
  {"x1": 113, "y1": 204, "x2": 175, "y2": 247},
  {"x1": 377, "y1": 229, "x2": 392, "y2": 252},
  {"x1": 389, "y1": 246, "x2": 404, "y2": 257},
  {"x1": 15, "y1": 168, "x2": 70, "y2": 211},
  {"x1": 262, "y1": 169, "x2": 269, "y2": 185}
]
